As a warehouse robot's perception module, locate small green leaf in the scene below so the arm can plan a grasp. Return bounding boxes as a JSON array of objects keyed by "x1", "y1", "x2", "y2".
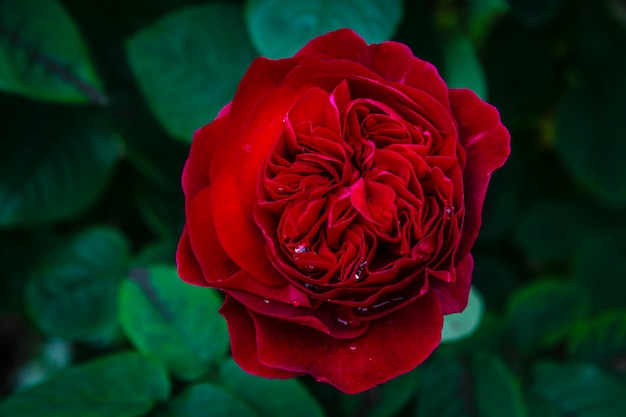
[
  {"x1": 0, "y1": 0, "x2": 105, "y2": 103},
  {"x1": 471, "y1": 355, "x2": 527, "y2": 417},
  {"x1": 246, "y1": 0, "x2": 403, "y2": 58},
  {"x1": 218, "y1": 359, "x2": 325, "y2": 417},
  {"x1": 441, "y1": 287, "x2": 484, "y2": 343},
  {"x1": 0, "y1": 352, "x2": 170, "y2": 417},
  {"x1": 442, "y1": 32, "x2": 487, "y2": 100},
  {"x1": 531, "y1": 362, "x2": 626, "y2": 417},
  {"x1": 507, "y1": 279, "x2": 590, "y2": 352},
  {"x1": 26, "y1": 227, "x2": 130, "y2": 341},
  {"x1": 118, "y1": 265, "x2": 228, "y2": 380},
  {"x1": 442, "y1": 286, "x2": 485, "y2": 343},
  {"x1": 126, "y1": 2, "x2": 257, "y2": 142},
  {"x1": 568, "y1": 310, "x2": 626, "y2": 366},
  {"x1": 169, "y1": 383, "x2": 260, "y2": 417},
  {"x1": 0, "y1": 114, "x2": 120, "y2": 227}
]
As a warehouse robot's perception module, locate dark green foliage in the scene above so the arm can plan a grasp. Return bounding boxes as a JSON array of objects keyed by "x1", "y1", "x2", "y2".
[{"x1": 1, "y1": 0, "x2": 625, "y2": 416}]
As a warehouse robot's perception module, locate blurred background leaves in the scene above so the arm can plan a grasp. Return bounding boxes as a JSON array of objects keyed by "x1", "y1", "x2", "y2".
[{"x1": 1, "y1": 0, "x2": 625, "y2": 416}]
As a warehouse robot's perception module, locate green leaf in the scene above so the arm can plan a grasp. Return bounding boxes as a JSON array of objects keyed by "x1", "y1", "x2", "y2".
[
  {"x1": 118, "y1": 265, "x2": 228, "y2": 380},
  {"x1": 442, "y1": 286, "x2": 485, "y2": 343},
  {"x1": 416, "y1": 353, "x2": 470, "y2": 417},
  {"x1": 568, "y1": 311, "x2": 626, "y2": 367},
  {"x1": 0, "y1": 352, "x2": 170, "y2": 417},
  {"x1": 169, "y1": 383, "x2": 259, "y2": 417},
  {"x1": 246, "y1": 0, "x2": 403, "y2": 58},
  {"x1": 0, "y1": 0, "x2": 105, "y2": 103},
  {"x1": 555, "y1": 71, "x2": 626, "y2": 207},
  {"x1": 442, "y1": 32, "x2": 487, "y2": 100},
  {"x1": 218, "y1": 359, "x2": 325, "y2": 417},
  {"x1": 531, "y1": 362, "x2": 626, "y2": 417},
  {"x1": 507, "y1": 279, "x2": 590, "y2": 352},
  {"x1": 0, "y1": 112, "x2": 120, "y2": 227},
  {"x1": 471, "y1": 355, "x2": 527, "y2": 417},
  {"x1": 125, "y1": 2, "x2": 257, "y2": 143},
  {"x1": 26, "y1": 227, "x2": 130, "y2": 341},
  {"x1": 365, "y1": 369, "x2": 421, "y2": 417}
]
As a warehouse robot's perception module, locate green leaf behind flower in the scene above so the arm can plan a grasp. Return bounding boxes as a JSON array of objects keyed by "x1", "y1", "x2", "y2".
[
  {"x1": 118, "y1": 265, "x2": 228, "y2": 380},
  {"x1": 246, "y1": 0, "x2": 403, "y2": 58},
  {"x1": 0, "y1": 352, "x2": 170, "y2": 417},
  {"x1": 125, "y1": 2, "x2": 257, "y2": 143},
  {"x1": 0, "y1": 0, "x2": 105, "y2": 103}
]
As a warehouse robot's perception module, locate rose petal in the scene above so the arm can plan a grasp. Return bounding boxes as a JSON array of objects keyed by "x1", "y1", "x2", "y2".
[
  {"x1": 431, "y1": 253, "x2": 473, "y2": 314},
  {"x1": 296, "y1": 29, "x2": 449, "y2": 107},
  {"x1": 252, "y1": 291, "x2": 442, "y2": 394},
  {"x1": 176, "y1": 228, "x2": 210, "y2": 287},
  {"x1": 209, "y1": 171, "x2": 286, "y2": 286},
  {"x1": 182, "y1": 114, "x2": 230, "y2": 200},
  {"x1": 186, "y1": 187, "x2": 241, "y2": 284},
  {"x1": 220, "y1": 295, "x2": 302, "y2": 379},
  {"x1": 449, "y1": 89, "x2": 511, "y2": 260}
]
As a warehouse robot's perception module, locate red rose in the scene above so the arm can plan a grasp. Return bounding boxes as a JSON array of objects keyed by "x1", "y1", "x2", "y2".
[{"x1": 177, "y1": 29, "x2": 510, "y2": 393}]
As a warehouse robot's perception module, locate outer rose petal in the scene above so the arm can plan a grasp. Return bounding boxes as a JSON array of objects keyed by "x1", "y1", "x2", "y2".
[
  {"x1": 182, "y1": 114, "x2": 230, "y2": 200},
  {"x1": 450, "y1": 89, "x2": 511, "y2": 260},
  {"x1": 185, "y1": 187, "x2": 240, "y2": 284},
  {"x1": 296, "y1": 29, "x2": 449, "y2": 107},
  {"x1": 250, "y1": 292, "x2": 442, "y2": 394},
  {"x1": 176, "y1": 228, "x2": 209, "y2": 287},
  {"x1": 220, "y1": 295, "x2": 302, "y2": 379},
  {"x1": 431, "y1": 253, "x2": 473, "y2": 314}
]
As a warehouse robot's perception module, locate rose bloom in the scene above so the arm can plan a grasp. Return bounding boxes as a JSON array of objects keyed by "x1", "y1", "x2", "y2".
[{"x1": 177, "y1": 29, "x2": 510, "y2": 393}]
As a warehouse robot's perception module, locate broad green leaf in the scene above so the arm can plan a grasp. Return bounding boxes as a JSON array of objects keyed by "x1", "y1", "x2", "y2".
[
  {"x1": 471, "y1": 355, "x2": 527, "y2": 417},
  {"x1": 118, "y1": 265, "x2": 228, "y2": 380},
  {"x1": 126, "y1": 2, "x2": 257, "y2": 142},
  {"x1": 365, "y1": 369, "x2": 421, "y2": 417},
  {"x1": 26, "y1": 227, "x2": 130, "y2": 341},
  {"x1": 555, "y1": 71, "x2": 626, "y2": 207},
  {"x1": 507, "y1": 279, "x2": 590, "y2": 352},
  {"x1": 246, "y1": 0, "x2": 403, "y2": 58},
  {"x1": 170, "y1": 384, "x2": 259, "y2": 417},
  {"x1": 507, "y1": 0, "x2": 566, "y2": 26},
  {"x1": 514, "y1": 200, "x2": 594, "y2": 262},
  {"x1": 442, "y1": 286, "x2": 484, "y2": 343},
  {"x1": 0, "y1": 113, "x2": 120, "y2": 227},
  {"x1": 568, "y1": 311, "x2": 626, "y2": 366},
  {"x1": 0, "y1": 352, "x2": 170, "y2": 417},
  {"x1": 442, "y1": 32, "x2": 487, "y2": 100},
  {"x1": 0, "y1": 0, "x2": 105, "y2": 103},
  {"x1": 531, "y1": 362, "x2": 626, "y2": 417},
  {"x1": 218, "y1": 359, "x2": 325, "y2": 417},
  {"x1": 416, "y1": 353, "x2": 470, "y2": 417}
]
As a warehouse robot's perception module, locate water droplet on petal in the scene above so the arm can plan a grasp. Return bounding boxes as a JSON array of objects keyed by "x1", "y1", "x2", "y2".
[
  {"x1": 277, "y1": 187, "x2": 285, "y2": 192},
  {"x1": 354, "y1": 261, "x2": 367, "y2": 281},
  {"x1": 263, "y1": 299, "x2": 270, "y2": 304},
  {"x1": 349, "y1": 345, "x2": 357, "y2": 351},
  {"x1": 334, "y1": 306, "x2": 363, "y2": 329},
  {"x1": 303, "y1": 265, "x2": 316, "y2": 272},
  {"x1": 295, "y1": 244, "x2": 310, "y2": 254},
  {"x1": 291, "y1": 299, "x2": 301, "y2": 307},
  {"x1": 368, "y1": 357, "x2": 373, "y2": 361}
]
